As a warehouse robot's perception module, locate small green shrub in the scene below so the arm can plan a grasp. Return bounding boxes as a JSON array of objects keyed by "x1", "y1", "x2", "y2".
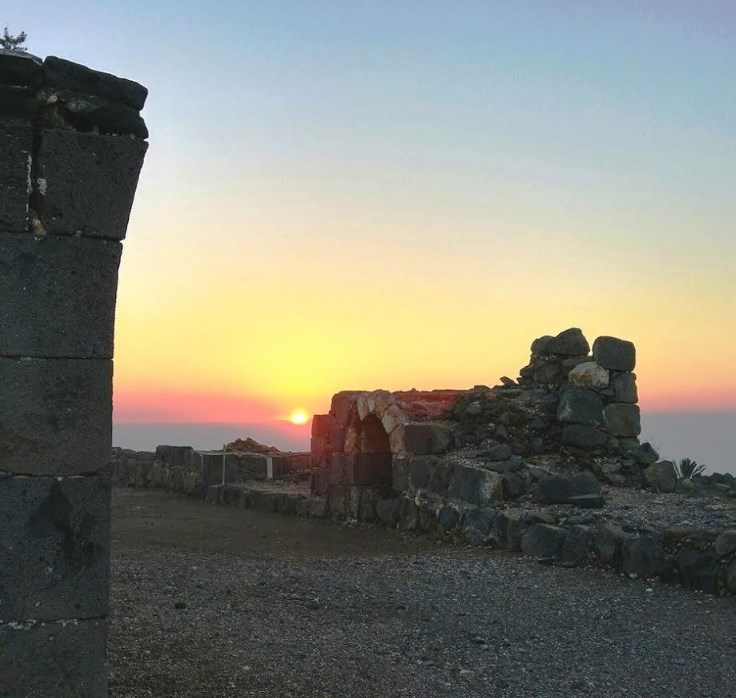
[{"x1": 675, "y1": 457, "x2": 706, "y2": 479}]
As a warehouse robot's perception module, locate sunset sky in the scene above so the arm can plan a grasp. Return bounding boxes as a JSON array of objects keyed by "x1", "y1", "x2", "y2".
[{"x1": 14, "y1": 2, "x2": 735, "y2": 464}]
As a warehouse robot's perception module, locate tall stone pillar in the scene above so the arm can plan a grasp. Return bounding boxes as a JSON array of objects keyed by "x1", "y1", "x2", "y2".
[{"x1": 0, "y1": 51, "x2": 148, "y2": 696}]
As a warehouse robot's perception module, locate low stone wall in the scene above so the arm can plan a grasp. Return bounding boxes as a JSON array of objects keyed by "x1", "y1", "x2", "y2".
[{"x1": 108, "y1": 445, "x2": 310, "y2": 496}]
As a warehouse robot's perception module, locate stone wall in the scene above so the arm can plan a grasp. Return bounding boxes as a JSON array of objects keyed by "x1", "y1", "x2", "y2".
[
  {"x1": 310, "y1": 328, "x2": 656, "y2": 512},
  {"x1": 0, "y1": 51, "x2": 147, "y2": 696},
  {"x1": 108, "y1": 445, "x2": 311, "y2": 495}
]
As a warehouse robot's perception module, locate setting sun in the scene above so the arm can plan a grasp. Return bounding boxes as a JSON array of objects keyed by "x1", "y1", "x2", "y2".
[{"x1": 289, "y1": 409, "x2": 310, "y2": 426}]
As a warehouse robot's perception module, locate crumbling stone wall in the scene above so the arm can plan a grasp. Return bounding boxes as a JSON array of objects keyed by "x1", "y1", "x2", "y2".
[
  {"x1": 0, "y1": 51, "x2": 147, "y2": 696},
  {"x1": 310, "y1": 328, "x2": 658, "y2": 517}
]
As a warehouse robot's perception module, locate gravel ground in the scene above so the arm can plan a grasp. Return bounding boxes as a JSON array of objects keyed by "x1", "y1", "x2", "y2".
[{"x1": 110, "y1": 488, "x2": 736, "y2": 698}]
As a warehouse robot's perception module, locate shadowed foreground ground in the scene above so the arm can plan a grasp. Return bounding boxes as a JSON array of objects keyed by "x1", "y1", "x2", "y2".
[{"x1": 110, "y1": 488, "x2": 736, "y2": 698}]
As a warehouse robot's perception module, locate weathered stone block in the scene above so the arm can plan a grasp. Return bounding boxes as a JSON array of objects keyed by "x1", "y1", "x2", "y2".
[
  {"x1": 622, "y1": 535, "x2": 665, "y2": 579},
  {"x1": 410, "y1": 456, "x2": 435, "y2": 490},
  {"x1": 0, "y1": 358, "x2": 112, "y2": 475},
  {"x1": 0, "y1": 618, "x2": 107, "y2": 697},
  {"x1": 0, "y1": 233, "x2": 121, "y2": 357},
  {"x1": 559, "y1": 526, "x2": 591, "y2": 568},
  {"x1": 375, "y1": 495, "x2": 402, "y2": 527},
  {"x1": 398, "y1": 497, "x2": 418, "y2": 531},
  {"x1": 592, "y1": 523, "x2": 625, "y2": 567},
  {"x1": 561, "y1": 424, "x2": 607, "y2": 449},
  {"x1": 0, "y1": 475, "x2": 110, "y2": 621},
  {"x1": 0, "y1": 49, "x2": 44, "y2": 87},
  {"x1": 643, "y1": 461, "x2": 677, "y2": 493},
  {"x1": 612, "y1": 372, "x2": 638, "y2": 403},
  {"x1": 328, "y1": 487, "x2": 347, "y2": 517},
  {"x1": 438, "y1": 504, "x2": 460, "y2": 531},
  {"x1": 0, "y1": 124, "x2": 32, "y2": 232},
  {"x1": 391, "y1": 456, "x2": 410, "y2": 491},
  {"x1": 330, "y1": 391, "x2": 358, "y2": 424},
  {"x1": 605, "y1": 403, "x2": 641, "y2": 437},
  {"x1": 403, "y1": 423, "x2": 453, "y2": 455},
  {"x1": 592, "y1": 336, "x2": 636, "y2": 371},
  {"x1": 462, "y1": 508, "x2": 497, "y2": 546},
  {"x1": 521, "y1": 524, "x2": 566, "y2": 562},
  {"x1": 328, "y1": 453, "x2": 346, "y2": 486},
  {"x1": 557, "y1": 389, "x2": 605, "y2": 426},
  {"x1": 36, "y1": 129, "x2": 147, "y2": 240},
  {"x1": 537, "y1": 472, "x2": 602, "y2": 505},
  {"x1": 674, "y1": 548, "x2": 719, "y2": 594},
  {"x1": 429, "y1": 460, "x2": 452, "y2": 496},
  {"x1": 568, "y1": 362, "x2": 609, "y2": 390},
  {"x1": 345, "y1": 453, "x2": 393, "y2": 486},
  {"x1": 715, "y1": 530, "x2": 736, "y2": 557},
  {"x1": 546, "y1": 327, "x2": 589, "y2": 356},
  {"x1": 449, "y1": 464, "x2": 504, "y2": 506},
  {"x1": 309, "y1": 495, "x2": 329, "y2": 518},
  {"x1": 44, "y1": 55, "x2": 148, "y2": 110},
  {"x1": 311, "y1": 413, "x2": 335, "y2": 439}
]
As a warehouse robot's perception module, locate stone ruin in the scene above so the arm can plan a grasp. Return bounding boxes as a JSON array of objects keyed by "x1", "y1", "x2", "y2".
[
  {"x1": 310, "y1": 327, "x2": 656, "y2": 515},
  {"x1": 0, "y1": 51, "x2": 147, "y2": 696}
]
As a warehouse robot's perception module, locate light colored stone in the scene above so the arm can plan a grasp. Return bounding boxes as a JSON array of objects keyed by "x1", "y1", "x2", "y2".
[
  {"x1": 372, "y1": 390, "x2": 394, "y2": 419},
  {"x1": 568, "y1": 361, "x2": 609, "y2": 390},
  {"x1": 389, "y1": 424, "x2": 406, "y2": 456},
  {"x1": 381, "y1": 404, "x2": 408, "y2": 434}
]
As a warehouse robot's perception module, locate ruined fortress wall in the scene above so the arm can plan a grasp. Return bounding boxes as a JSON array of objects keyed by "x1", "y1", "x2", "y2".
[{"x1": 0, "y1": 51, "x2": 147, "y2": 696}]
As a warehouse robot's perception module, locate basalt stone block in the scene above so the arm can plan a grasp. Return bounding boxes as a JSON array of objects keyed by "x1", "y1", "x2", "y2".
[
  {"x1": 429, "y1": 460, "x2": 452, "y2": 496},
  {"x1": 643, "y1": 461, "x2": 677, "y2": 493},
  {"x1": 0, "y1": 475, "x2": 110, "y2": 621},
  {"x1": 546, "y1": 327, "x2": 590, "y2": 356},
  {"x1": 0, "y1": 358, "x2": 112, "y2": 476},
  {"x1": 715, "y1": 530, "x2": 736, "y2": 557},
  {"x1": 0, "y1": 85, "x2": 40, "y2": 122},
  {"x1": 311, "y1": 413, "x2": 336, "y2": 439},
  {"x1": 557, "y1": 389, "x2": 605, "y2": 426},
  {"x1": 449, "y1": 464, "x2": 503, "y2": 506},
  {"x1": 375, "y1": 495, "x2": 402, "y2": 528},
  {"x1": 0, "y1": 124, "x2": 33, "y2": 232},
  {"x1": 0, "y1": 49, "x2": 43, "y2": 87},
  {"x1": 592, "y1": 523, "x2": 625, "y2": 567},
  {"x1": 674, "y1": 548, "x2": 719, "y2": 594},
  {"x1": 559, "y1": 526, "x2": 591, "y2": 568},
  {"x1": 330, "y1": 391, "x2": 358, "y2": 424},
  {"x1": 403, "y1": 423, "x2": 453, "y2": 455},
  {"x1": 44, "y1": 55, "x2": 148, "y2": 110},
  {"x1": 438, "y1": 504, "x2": 460, "y2": 531},
  {"x1": 410, "y1": 456, "x2": 435, "y2": 489},
  {"x1": 392, "y1": 456, "x2": 410, "y2": 491},
  {"x1": 592, "y1": 336, "x2": 636, "y2": 371},
  {"x1": 561, "y1": 425, "x2": 608, "y2": 449},
  {"x1": 521, "y1": 524, "x2": 566, "y2": 562},
  {"x1": 0, "y1": 234, "x2": 121, "y2": 357},
  {"x1": 36, "y1": 129, "x2": 147, "y2": 240},
  {"x1": 55, "y1": 93, "x2": 149, "y2": 138},
  {"x1": 328, "y1": 424, "x2": 346, "y2": 451},
  {"x1": 155, "y1": 445, "x2": 194, "y2": 468},
  {"x1": 462, "y1": 508, "x2": 498, "y2": 546},
  {"x1": 605, "y1": 403, "x2": 641, "y2": 437},
  {"x1": 345, "y1": 453, "x2": 393, "y2": 486},
  {"x1": 398, "y1": 497, "x2": 419, "y2": 531},
  {"x1": 310, "y1": 495, "x2": 329, "y2": 518},
  {"x1": 612, "y1": 373, "x2": 638, "y2": 403},
  {"x1": 329, "y1": 454, "x2": 346, "y2": 486},
  {"x1": 0, "y1": 618, "x2": 107, "y2": 697},
  {"x1": 538, "y1": 472, "x2": 601, "y2": 505},
  {"x1": 622, "y1": 535, "x2": 665, "y2": 579}
]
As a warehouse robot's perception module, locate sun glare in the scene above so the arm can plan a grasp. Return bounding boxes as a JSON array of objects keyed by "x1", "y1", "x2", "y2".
[{"x1": 289, "y1": 409, "x2": 310, "y2": 426}]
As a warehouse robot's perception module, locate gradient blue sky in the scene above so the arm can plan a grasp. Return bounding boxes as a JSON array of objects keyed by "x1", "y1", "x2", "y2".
[{"x1": 11, "y1": 2, "x2": 736, "y2": 470}]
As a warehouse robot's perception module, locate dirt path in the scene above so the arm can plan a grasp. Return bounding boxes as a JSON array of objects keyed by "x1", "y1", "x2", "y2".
[{"x1": 110, "y1": 488, "x2": 736, "y2": 698}]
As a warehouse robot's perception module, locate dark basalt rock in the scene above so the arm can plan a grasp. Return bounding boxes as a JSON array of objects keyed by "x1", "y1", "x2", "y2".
[
  {"x1": 538, "y1": 472, "x2": 602, "y2": 504},
  {"x1": 521, "y1": 524, "x2": 566, "y2": 562},
  {"x1": 44, "y1": 55, "x2": 148, "y2": 110},
  {"x1": 674, "y1": 548, "x2": 719, "y2": 594},
  {"x1": 622, "y1": 535, "x2": 665, "y2": 579},
  {"x1": 592, "y1": 336, "x2": 636, "y2": 371},
  {"x1": 0, "y1": 49, "x2": 43, "y2": 87},
  {"x1": 557, "y1": 390, "x2": 605, "y2": 427},
  {"x1": 546, "y1": 327, "x2": 590, "y2": 357}
]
